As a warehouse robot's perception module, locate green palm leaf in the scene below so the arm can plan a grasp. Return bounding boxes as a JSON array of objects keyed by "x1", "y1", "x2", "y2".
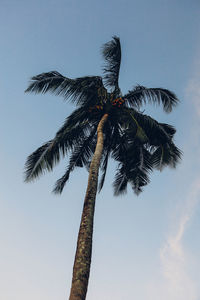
[
  {"x1": 24, "y1": 121, "x2": 93, "y2": 182},
  {"x1": 123, "y1": 108, "x2": 176, "y2": 146},
  {"x1": 113, "y1": 146, "x2": 153, "y2": 195},
  {"x1": 124, "y1": 85, "x2": 179, "y2": 112},
  {"x1": 53, "y1": 127, "x2": 97, "y2": 194},
  {"x1": 151, "y1": 142, "x2": 182, "y2": 170},
  {"x1": 113, "y1": 166, "x2": 128, "y2": 195},
  {"x1": 102, "y1": 36, "x2": 121, "y2": 95},
  {"x1": 26, "y1": 71, "x2": 105, "y2": 106}
]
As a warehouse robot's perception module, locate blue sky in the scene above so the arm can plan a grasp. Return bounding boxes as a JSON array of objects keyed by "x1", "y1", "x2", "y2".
[{"x1": 0, "y1": 1, "x2": 200, "y2": 299}]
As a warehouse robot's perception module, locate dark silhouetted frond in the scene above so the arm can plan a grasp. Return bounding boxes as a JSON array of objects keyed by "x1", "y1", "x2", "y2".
[
  {"x1": 151, "y1": 142, "x2": 182, "y2": 170},
  {"x1": 25, "y1": 71, "x2": 70, "y2": 94},
  {"x1": 53, "y1": 127, "x2": 97, "y2": 194},
  {"x1": 113, "y1": 166, "x2": 128, "y2": 195},
  {"x1": 113, "y1": 142, "x2": 153, "y2": 195},
  {"x1": 123, "y1": 108, "x2": 176, "y2": 146},
  {"x1": 98, "y1": 151, "x2": 109, "y2": 192},
  {"x1": 25, "y1": 71, "x2": 105, "y2": 106},
  {"x1": 98, "y1": 123, "x2": 119, "y2": 192},
  {"x1": 159, "y1": 123, "x2": 176, "y2": 137},
  {"x1": 130, "y1": 168, "x2": 150, "y2": 195},
  {"x1": 124, "y1": 86, "x2": 179, "y2": 112},
  {"x1": 24, "y1": 140, "x2": 55, "y2": 182},
  {"x1": 102, "y1": 36, "x2": 121, "y2": 94},
  {"x1": 24, "y1": 121, "x2": 93, "y2": 182}
]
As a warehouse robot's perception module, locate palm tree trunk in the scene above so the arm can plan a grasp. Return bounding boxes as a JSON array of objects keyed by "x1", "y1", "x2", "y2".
[{"x1": 69, "y1": 113, "x2": 109, "y2": 300}]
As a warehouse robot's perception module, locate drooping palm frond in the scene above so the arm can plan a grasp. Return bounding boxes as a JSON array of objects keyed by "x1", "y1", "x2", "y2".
[
  {"x1": 111, "y1": 107, "x2": 181, "y2": 195},
  {"x1": 25, "y1": 71, "x2": 105, "y2": 106},
  {"x1": 158, "y1": 123, "x2": 176, "y2": 138},
  {"x1": 151, "y1": 142, "x2": 182, "y2": 170},
  {"x1": 61, "y1": 106, "x2": 101, "y2": 130},
  {"x1": 111, "y1": 131, "x2": 129, "y2": 162},
  {"x1": 113, "y1": 146, "x2": 153, "y2": 195},
  {"x1": 53, "y1": 127, "x2": 97, "y2": 194},
  {"x1": 124, "y1": 85, "x2": 179, "y2": 112},
  {"x1": 111, "y1": 124, "x2": 137, "y2": 196},
  {"x1": 98, "y1": 123, "x2": 113, "y2": 191},
  {"x1": 57, "y1": 107, "x2": 89, "y2": 131},
  {"x1": 24, "y1": 121, "x2": 93, "y2": 182},
  {"x1": 129, "y1": 167, "x2": 150, "y2": 195},
  {"x1": 102, "y1": 36, "x2": 121, "y2": 94},
  {"x1": 113, "y1": 165, "x2": 128, "y2": 195},
  {"x1": 24, "y1": 140, "x2": 55, "y2": 182},
  {"x1": 98, "y1": 124, "x2": 112, "y2": 192},
  {"x1": 98, "y1": 151, "x2": 109, "y2": 192},
  {"x1": 98, "y1": 121, "x2": 125, "y2": 192},
  {"x1": 123, "y1": 108, "x2": 176, "y2": 146},
  {"x1": 25, "y1": 71, "x2": 68, "y2": 94}
]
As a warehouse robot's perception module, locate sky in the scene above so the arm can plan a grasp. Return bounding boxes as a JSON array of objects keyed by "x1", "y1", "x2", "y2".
[{"x1": 0, "y1": 0, "x2": 200, "y2": 299}]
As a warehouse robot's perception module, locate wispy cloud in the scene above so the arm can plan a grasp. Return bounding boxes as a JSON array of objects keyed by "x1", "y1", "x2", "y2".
[
  {"x1": 147, "y1": 50, "x2": 200, "y2": 300},
  {"x1": 146, "y1": 179, "x2": 200, "y2": 300},
  {"x1": 159, "y1": 51, "x2": 200, "y2": 300},
  {"x1": 160, "y1": 180, "x2": 200, "y2": 300}
]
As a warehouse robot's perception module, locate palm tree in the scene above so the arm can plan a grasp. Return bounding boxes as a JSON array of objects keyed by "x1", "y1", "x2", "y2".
[{"x1": 24, "y1": 36, "x2": 181, "y2": 300}]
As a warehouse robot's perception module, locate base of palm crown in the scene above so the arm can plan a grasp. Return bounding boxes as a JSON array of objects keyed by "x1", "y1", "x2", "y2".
[{"x1": 89, "y1": 95, "x2": 125, "y2": 112}]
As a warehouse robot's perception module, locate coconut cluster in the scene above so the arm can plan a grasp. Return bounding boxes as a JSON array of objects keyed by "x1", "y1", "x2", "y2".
[
  {"x1": 88, "y1": 105, "x2": 103, "y2": 112},
  {"x1": 111, "y1": 97, "x2": 125, "y2": 107},
  {"x1": 88, "y1": 97, "x2": 125, "y2": 113}
]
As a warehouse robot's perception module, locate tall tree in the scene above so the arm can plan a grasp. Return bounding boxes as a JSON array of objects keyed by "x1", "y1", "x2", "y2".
[{"x1": 24, "y1": 37, "x2": 181, "y2": 300}]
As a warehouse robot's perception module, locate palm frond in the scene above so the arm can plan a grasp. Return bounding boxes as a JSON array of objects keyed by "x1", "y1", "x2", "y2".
[
  {"x1": 123, "y1": 108, "x2": 175, "y2": 145},
  {"x1": 98, "y1": 121, "x2": 127, "y2": 192},
  {"x1": 98, "y1": 151, "x2": 109, "y2": 192},
  {"x1": 113, "y1": 166, "x2": 128, "y2": 195},
  {"x1": 113, "y1": 144, "x2": 153, "y2": 195},
  {"x1": 25, "y1": 71, "x2": 70, "y2": 94},
  {"x1": 159, "y1": 123, "x2": 176, "y2": 137},
  {"x1": 151, "y1": 142, "x2": 182, "y2": 170},
  {"x1": 111, "y1": 131, "x2": 128, "y2": 162},
  {"x1": 24, "y1": 121, "x2": 92, "y2": 182},
  {"x1": 124, "y1": 86, "x2": 179, "y2": 112},
  {"x1": 130, "y1": 147, "x2": 153, "y2": 194},
  {"x1": 58, "y1": 107, "x2": 89, "y2": 131},
  {"x1": 62, "y1": 106, "x2": 100, "y2": 129},
  {"x1": 53, "y1": 127, "x2": 97, "y2": 194},
  {"x1": 130, "y1": 168, "x2": 150, "y2": 195},
  {"x1": 102, "y1": 36, "x2": 121, "y2": 94},
  {"x1": 98, "y1": 123, "x2": 118, "y2": 192},
  {"x1": 24, "y1": 140, "x2": 55, "y2": 182},
  {"x1": 25, "y1": 71, "x2": 104, "y2": 106}
]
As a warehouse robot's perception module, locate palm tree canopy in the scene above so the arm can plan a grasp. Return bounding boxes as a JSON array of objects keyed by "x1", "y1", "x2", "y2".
[{"x1": 25, "y1": 36, "x2": 181, "y2": 195}]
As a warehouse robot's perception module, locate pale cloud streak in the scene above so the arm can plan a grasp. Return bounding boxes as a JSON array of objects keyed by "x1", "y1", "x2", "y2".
[
  {"x1": 159, "y1": 51, "x2": 200, "y2": 300},
  {"x1": 160, "y1": 180, "x2": 200, "y2": 300},
  {"x1": 147, "y1": 50, "x2": 200, "y2": 300}
]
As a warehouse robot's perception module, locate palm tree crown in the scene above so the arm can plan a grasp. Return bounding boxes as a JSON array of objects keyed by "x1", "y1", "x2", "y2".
[
  {"x1": 25, "y1": 36, "x2": 182, "y2": 300},
  {"x1": 25, "y1": 36, "x2": 181, "y2": 195}
]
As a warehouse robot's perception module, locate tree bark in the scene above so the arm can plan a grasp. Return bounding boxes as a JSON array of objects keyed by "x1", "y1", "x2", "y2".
[{"x1": 69, "y1": 113, "x2": 109, "y2": 300}]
